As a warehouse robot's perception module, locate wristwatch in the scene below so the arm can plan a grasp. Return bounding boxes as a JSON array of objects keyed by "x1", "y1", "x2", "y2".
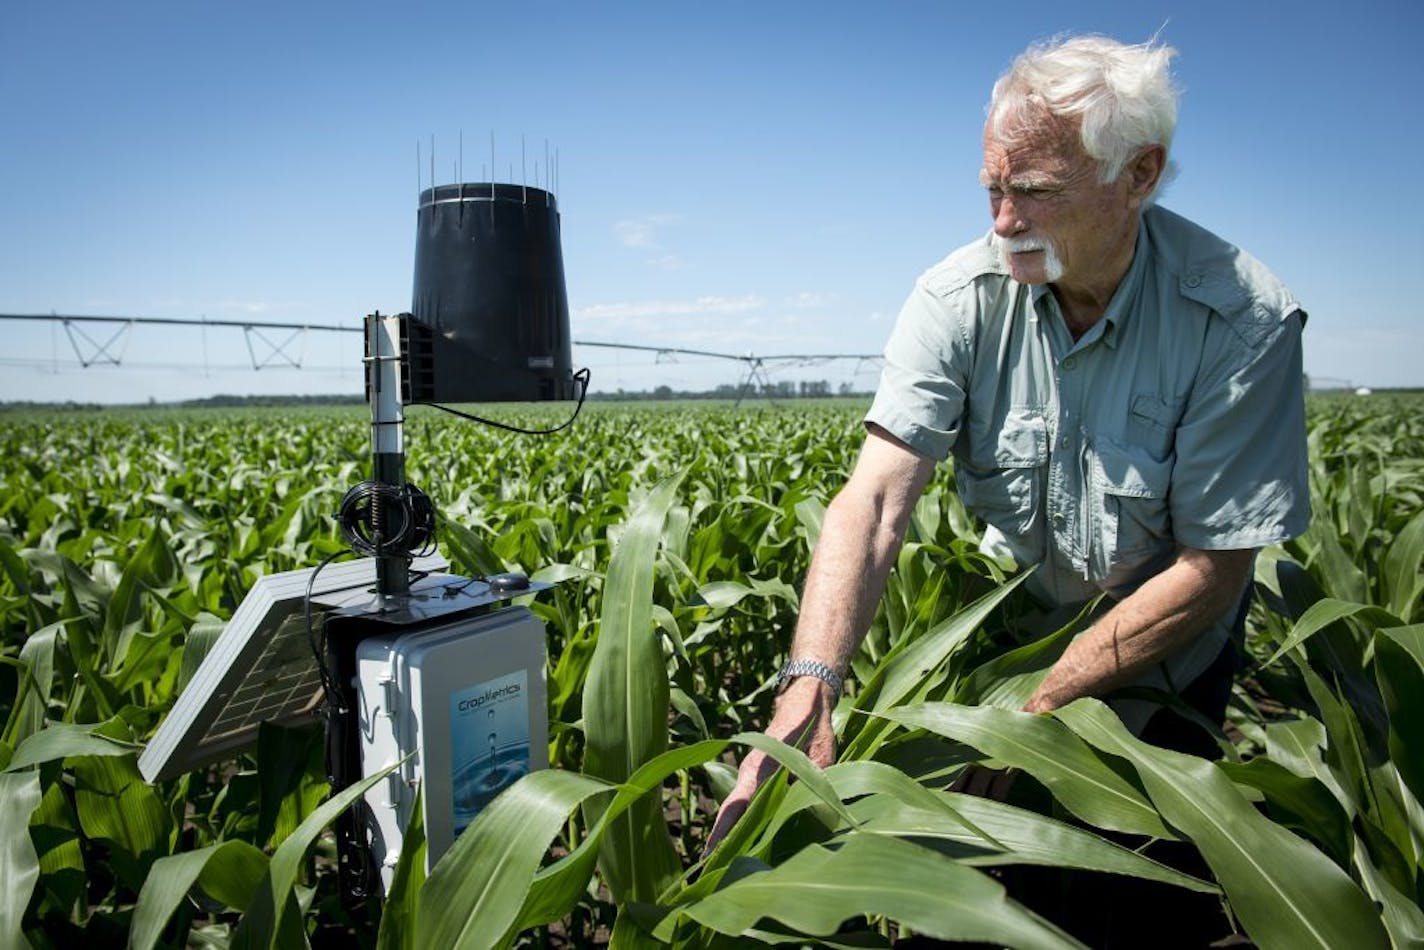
[{"x1": 775, "y1": 658, "x2": 844, "y2": 700}]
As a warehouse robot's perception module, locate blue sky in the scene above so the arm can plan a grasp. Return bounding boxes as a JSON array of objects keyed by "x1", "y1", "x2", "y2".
[{"x1": 1, "y1": 0, "x2": 1419, "y2": 403}]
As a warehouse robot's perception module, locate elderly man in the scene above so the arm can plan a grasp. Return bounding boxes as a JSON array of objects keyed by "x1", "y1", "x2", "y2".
[{"x1": 708, "y1": 34, "x2": 1308, "y2": 858}]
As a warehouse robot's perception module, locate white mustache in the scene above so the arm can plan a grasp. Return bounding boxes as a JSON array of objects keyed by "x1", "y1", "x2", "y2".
[
  {"x1": 993, "y1": 233, "x2": 1064, "y2": 281},
  {"x1": 1001, "y1": 236, "x2": 1049, "y2": 254}
]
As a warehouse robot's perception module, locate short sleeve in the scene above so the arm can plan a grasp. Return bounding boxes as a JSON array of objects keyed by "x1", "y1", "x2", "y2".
[
  {"x1": 1170, "y1": 312, "x2": 1310, "y2": 549},
  {"x1": 863, "y1": 280, "x2": 970, "y2": 461}
]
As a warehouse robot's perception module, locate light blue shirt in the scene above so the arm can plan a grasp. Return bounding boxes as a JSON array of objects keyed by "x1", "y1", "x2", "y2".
[{"x1": 866, "y1": 205, "x2": 1309, "y2": 717}]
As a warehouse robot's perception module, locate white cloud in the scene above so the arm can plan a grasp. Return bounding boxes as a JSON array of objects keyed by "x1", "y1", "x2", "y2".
[
  {"x1": 784, "y1": 291, "x2": 837, "y2": 308},
  {"x1": 576, "y1": 294, "x2": 765, "y2": 322},
  {"x1": 613, "y1": 213, "x2": 682, "y2": 249}
]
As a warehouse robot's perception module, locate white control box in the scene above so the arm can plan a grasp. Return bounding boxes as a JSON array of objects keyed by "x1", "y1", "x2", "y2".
[{"x1": 355, "y1": 606, "x2": 548, "y2": 890}]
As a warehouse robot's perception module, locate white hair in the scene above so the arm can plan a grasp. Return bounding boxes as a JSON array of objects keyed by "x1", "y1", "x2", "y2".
[{"x1": 988, "y1": 35, "x2": 1180, "y2": 199}]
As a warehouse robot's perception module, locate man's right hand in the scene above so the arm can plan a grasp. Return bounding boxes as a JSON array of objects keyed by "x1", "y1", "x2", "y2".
[{"x1": 702, "y1": 675, "x2": 838, "y2": 855}]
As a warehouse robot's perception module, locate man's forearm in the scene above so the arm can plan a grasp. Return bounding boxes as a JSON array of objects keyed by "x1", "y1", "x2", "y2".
[
  {"x1": 1024, "y1": 547, "x2": 1255, "y2": 713},
  {"x1": 789, "y1": 489, "x2": 909, "y2": 673},
  {"x1": 787, "y1": 427, "x2": 936, "y2": 676}
]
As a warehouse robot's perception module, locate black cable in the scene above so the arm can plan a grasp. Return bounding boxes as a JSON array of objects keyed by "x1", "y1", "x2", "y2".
[
  {"x1": 424, "y1": 367, "x2": 591, "y2": 435},
  {"x1": 338, "y1": 482, "x2": 437, "y2": 558},
  {"x1": 305, "y1": 550, "x2": 350, "y2": 716}
]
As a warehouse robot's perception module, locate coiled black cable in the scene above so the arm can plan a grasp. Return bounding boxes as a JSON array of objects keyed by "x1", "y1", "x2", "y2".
[{"x1": 337, "y1": 481, "x2": 437, "y2": 559}]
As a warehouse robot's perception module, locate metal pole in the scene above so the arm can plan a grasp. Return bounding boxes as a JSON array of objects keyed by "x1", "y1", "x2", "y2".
[{"x1": 366, "y1": 311, "x2": 409, "y2": 602}]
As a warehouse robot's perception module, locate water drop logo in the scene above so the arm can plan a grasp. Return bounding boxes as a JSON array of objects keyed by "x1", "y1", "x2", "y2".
[{"x1": 450, "y1": 669, "x2": 530, "y2": 834}]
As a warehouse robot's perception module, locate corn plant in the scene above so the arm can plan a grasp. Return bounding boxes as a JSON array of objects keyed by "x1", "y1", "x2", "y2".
[{"x1": 1, "y1": 396, "x2": 1422, "y2": 947}]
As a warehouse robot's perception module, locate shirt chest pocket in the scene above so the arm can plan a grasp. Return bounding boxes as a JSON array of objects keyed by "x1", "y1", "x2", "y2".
[
  {"x1": 956, "y1": 412, "x2": 1048, "y2": 537},
  {"x1": 1127, "y1": 393, "x2": 1185, "y2": 461},
  {"x1": 1090, "y1": 441, "x2": 1174, "y2": 567}
]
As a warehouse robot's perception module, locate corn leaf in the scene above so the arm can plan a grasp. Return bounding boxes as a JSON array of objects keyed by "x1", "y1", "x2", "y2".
[
  {"x1": 849, "y1": 793, "x2": 1216, "y2": 892},
  {"x1": 129, "y1": 840, "x2": 268, "y2": 950},
  {"x1": 1261, "y1": 597, "x2": 1401, "y2": 668},
  {"x1": 841, "y1": 574, "x2": 1030, "y2": 760},
  {"x1": 1055, "y1": 699, "x2": 1389, "y2": 950},
  {"x1": 230, "y1": 760, "x2": 401, "y2": 950},
  {"x1": 4, "y1": 721, "x2": 140, "y2": 772},
  {"x1": 670, "y1": 833, "x2": 1084, "y2": 948},
  {"x1": 1374, "y1": 624, "x2": 1424, "y2": 802},
  {"x1": 1382, "y1": 509, "x2": 1424, "y2": 622},
  {"x1": 3, "y1": 622, "x2": 60, "y2": 748},
  {"x1": 420, "y1": 768, "x2": 614, "y2": 949},
  {"x1": 776, "y1": 759, "x2": 1212, "y2": 892},
  {"x1": 375, "y1": 788, "x2": 427, "y2": 950},
  {"x1": 1352, "y1": 835, "x2": 1424, "y2": 949},
  {"x1": 1217, "y1": 757, "x2": 1352, "y2": 867},
  {"x1": 1264, "y1": 717, "x2": 1354, "y2": 815},
  {"x1": 581, "y1": 469, "x2": 687, "y2": 903},
  {"x1": 880, "y1": 702, "x2": 1172, "y2": 839},
  {"x1": 71, "y1": 754, "x2": 170, "y2": 889},
  {"x1": 0, "y1": 771, "x2": 42, "y2": 949}
]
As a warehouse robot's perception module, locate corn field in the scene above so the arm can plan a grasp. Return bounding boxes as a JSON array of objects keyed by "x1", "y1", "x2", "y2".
[{"x1": 1, "y1": 394, "x2": 1422, "y2": 948}]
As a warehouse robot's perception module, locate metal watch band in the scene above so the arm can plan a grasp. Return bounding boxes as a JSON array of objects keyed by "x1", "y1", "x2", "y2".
[{"x1": 776, "y1": 658, "x2": 844, "y2": 699}]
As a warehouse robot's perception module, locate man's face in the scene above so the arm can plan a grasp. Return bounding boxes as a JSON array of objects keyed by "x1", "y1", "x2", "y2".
[{"x1": 980, "y1": 117, "x2": 1139, "y2": 290}]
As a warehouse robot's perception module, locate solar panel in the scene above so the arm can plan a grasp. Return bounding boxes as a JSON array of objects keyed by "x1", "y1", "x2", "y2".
[{"x1": 138, "y1": 555, "x2": 548, "y2": 782}]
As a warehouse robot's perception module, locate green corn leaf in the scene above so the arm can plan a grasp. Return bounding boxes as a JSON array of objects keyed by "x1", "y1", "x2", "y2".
[
  {"x1": 792, "y1": 497, "x2": 826, "y2": 550},
  {"x1": 1352, "y1": 835, "x2": 1424, "y2": 949},
  {"x1": 104, "y1": 523, "x2": 182, "y2": 666},
  {"x1": 177, "y1": 614, "x2": 226, "y2": 693},
  {"x1": 956, "y1": 600, "x2": 1095, "y2": 709},
  {"x1": 419, "y1": 768, "x2": 616, "y2": 950},
  {"x1": 0, "y1": 534, "x2": 32, "y2": 596},
  {"x1": 773, "y1": 759, "x2": 1211, "y2": 893},
  {"x1": 230, "y1": 760, "x2": 402, "y2": 950},
  {"x1": 29, "y1": 777, "x2": 85, "y2": 918},
  {"x1": 1261, "y1": 597, "x2": 1402, "y2": 668},
  {"x1": 691, "y1": 580, "x2": 755, "y2": 609},
  {"x1": 747, "y1": 758, "x2": 1002, "y2": 856},
  {"x1": 376, "y1": 789, "x2": 427, "y2": 950},
  {"x1": 1264, "y1": 717, "x2": 1353, "y2": 814},
  {"x1": 4, "y1": 721, "x2": 140, "y2": 772},
  {"x1": 438, "y1": 511, "x2": 505, "y2": 577},
  {"x1": 1292, "y1": 654, "x2": 1377, "y2": 823},
  {"x1": 668, "y1": 833, "x2": 1084, "y2": 948},
  {"x1": 1313, "y1": 517, "x2": 1368, "y2": 603},
  {"x1": 0, "y1": 771, "x2": 42, "y2": 950},
  {"x1": 1218, "y1": 757, "x2": 1353, "y2": 866},
  {"x1": 1374, "y1": 624, "x2": 1424, "y2": 803},
  {"x1": 879, "y1": 702, "x2": 1172, "y2": 839},
  {"x1": 1382, "y1": 509, "x2": 1424, "y2": 622},
  {"x1": 72, "y1": 754, "x2": 171, "y2": 891},
  {"x1": 1055, "y1": 699, "x2": 1389, "y2": 950},
  {"x1": 581, "y1": 469, "x2": 687, "y2": 903},
  {"x1": 494, "y1": 734, "x2": 849, "y2": 945},
  {"x1": 849, "y1": 793, "x2": 1216, "y2": 892},
  {"x1": 129, "y1": 840, "x2": 268, "y2": 950},
  {"x1": 2, "y1": 621, "x2": 60, "y2": 748},
  {"x1": 1, "y1": 626, "x2": 54, "y2": 752},
  {"x1": 841, "y1": 573, "x2": 1030, "y2": 760},
  {"x1": 255, "y1": 722, "x2": 326, "y2": 849}
]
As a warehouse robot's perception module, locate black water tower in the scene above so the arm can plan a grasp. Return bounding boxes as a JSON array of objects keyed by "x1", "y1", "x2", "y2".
[{"x1": 403, "y1": 183, "x2": 575, "y2": 404}]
